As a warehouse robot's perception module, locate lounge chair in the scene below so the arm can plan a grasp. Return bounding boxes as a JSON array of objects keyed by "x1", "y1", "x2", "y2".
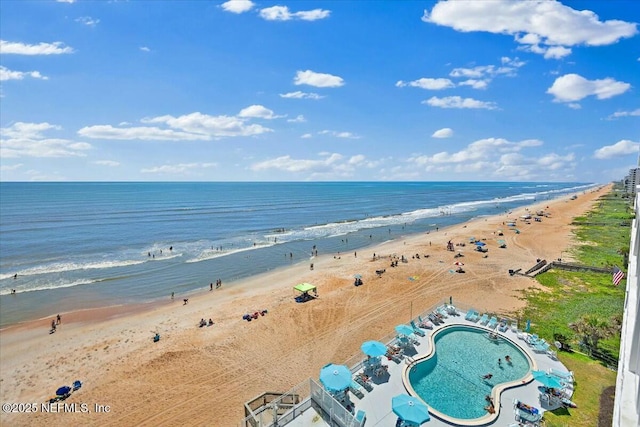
[
  {"x1": 549, "y1": 368, "x2": 574, "y2": 381},
  {"x1": 428, "y1": 313, "x2": 442, "y2": 325},
  {"x1": 478, "y1": 314, "x2": 489, "y2": 325},
  {"x1": 355, "y1": 372, "x2": 373, "y2": 390},
  {"x1": 498, "y1": 319, "x2": 509, "y2": 332},
  {"x1": 533, "y1": 341, "x2": 550, "y2": 353},
  {"x1": 447, "y1": 304, "x2": 459, "y2": 315},
  {"x1": 514, "y1": 399, "x2": 543, "y2": 424},
  {"x1": 437, "y1": 306, "x2": 449, "y2": 318},
  {"x1": 355, "y1": 410, "x2": 366, "y2": 426},
  {"x1": 349, "y1": 381, "x2": 364, "y2": 399},
  {"x1": 410, "y1": 321, "x2": 426, "y2": 336},
  {"x1": 417, "y1": 316, "x2": 433, "y2": 329},
  {"x1": 487, "y1": 316, "x2": 498, "y2": 329},
  {"x1": 516, "y1": 331, "x2": 528, "y2": 340},
  {"x1": 464, "y1": 309, "x2": 476, "y2": 321}
]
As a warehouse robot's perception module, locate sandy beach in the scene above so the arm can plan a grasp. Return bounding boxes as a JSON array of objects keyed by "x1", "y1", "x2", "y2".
[{"x1": 0, "y1": 185, "x2": 609, "y2": 427}]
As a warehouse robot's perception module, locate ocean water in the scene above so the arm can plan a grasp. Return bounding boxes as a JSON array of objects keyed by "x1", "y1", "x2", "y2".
[{"x1": 0, "y1": 182, "x2": 593, "y2": 327}]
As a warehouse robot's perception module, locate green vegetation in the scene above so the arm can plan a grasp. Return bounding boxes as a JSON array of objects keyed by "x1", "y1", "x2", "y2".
[{"x1": 517, "y1": 188, "x2": 633, "y2": 426}]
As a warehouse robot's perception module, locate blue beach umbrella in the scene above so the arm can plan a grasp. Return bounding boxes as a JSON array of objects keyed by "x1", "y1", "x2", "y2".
[
  {"x1": 354, "y1": 274, "x2": 362, "y2": 279},
  {"x1": 392, "y1": 394, "x2": 430, "y2": 425},
  {"x1": 319, "y1": 363, "x2": 352, "y2": 392},
  {"x1": 525, "y1": 319, "x2": 531, "y2": 332},
  {"x1": 361, "y1": 340, "x2": 387, "y2": 357},
  {"x1": 532, "y1": 370, "x2": 563, "y2": 389},
  {"x1": 395, "y1": 324, "x2": 414, "y2": 336},
  {"x1": 475, "y1": 241, "x2": 486, "y2": 246}
]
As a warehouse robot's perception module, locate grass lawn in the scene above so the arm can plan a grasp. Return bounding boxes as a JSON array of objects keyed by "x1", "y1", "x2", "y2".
[{"x1": 516, "y1": 187, "x2": 633, "y2": 426}]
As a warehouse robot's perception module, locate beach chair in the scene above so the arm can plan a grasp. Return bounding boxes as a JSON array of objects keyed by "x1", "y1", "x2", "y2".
[
  {"x1": 479, "y1": 314, "x2": 489, "y2": 325},
  {"x1": 355, "y1": 410, "x2": 366, "y2": 426},
  {"x1": 464, "y1": 309, "x2": 475, "y2": 321},
  {"x1": 446, "y1": 304, "x2": 458, "y2": 315},
  {"x1": 498, "y1": 320, "x2": 509, "y2": 332},
  {"x1": 349, "y1": 381, "x2": 364, "y2": 399},
  {"x1": 510, "y1": 320, "x2": 518, "y2": 332},
  {"x1": 437, "y1": 306, "x2": 449, "y2": 318},
  {"x1": 417, "y1": 316, "x2": 433, "y2": 329},
  {"x1": 354, "y1": 373, "x2": 373, "y2": 391},
  {"x1": 487, "y1": 316, "x2": 498, "y2": 329},
  {"x1": 549, "y1": 369, "x2": 574, "y2": 382},
  {"x1": 410, "y1": 321, "x2": 426, "y2": 337},
  {"x1": 533, "y1": 341, "x2": 550, "y2": 353}
]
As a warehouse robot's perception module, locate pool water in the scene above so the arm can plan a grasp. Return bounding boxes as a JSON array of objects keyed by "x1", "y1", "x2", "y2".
[{"x1": 408, "y1": 325, "x2": 530, "y2": 420}]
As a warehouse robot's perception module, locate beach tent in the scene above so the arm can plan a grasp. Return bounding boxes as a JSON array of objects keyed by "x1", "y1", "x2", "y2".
[{"x1": 294, "y1": 283, "x2": 316, "y2": 294}]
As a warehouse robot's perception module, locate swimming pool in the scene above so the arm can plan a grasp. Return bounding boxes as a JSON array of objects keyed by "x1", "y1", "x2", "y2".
[{"x1": 406, "y1": 325, "x2": 532, "y2": 421}]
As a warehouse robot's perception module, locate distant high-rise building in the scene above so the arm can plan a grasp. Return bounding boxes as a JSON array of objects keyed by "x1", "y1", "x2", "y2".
[{"x1": 625, "y1": 168, "x2": 640, "y2": 195}]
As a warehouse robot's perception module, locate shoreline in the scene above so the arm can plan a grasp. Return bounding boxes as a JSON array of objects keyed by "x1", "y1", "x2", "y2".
[{"x1": 0, "y1": 185, "x2": 610, "y2": 427}]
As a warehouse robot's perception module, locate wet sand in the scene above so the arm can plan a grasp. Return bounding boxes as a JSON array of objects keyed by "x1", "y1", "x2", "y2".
[{"x1": 0, "y1": 185, "x2": 609, "y2": 427}]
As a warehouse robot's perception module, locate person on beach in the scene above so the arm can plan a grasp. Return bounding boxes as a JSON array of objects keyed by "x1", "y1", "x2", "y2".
[
  {"x1": 171, "y1": 292, "x2": 174, "y2": 300},
  {"x1": 56, "y1": 314, "x2": 61, "y2": 325},
  {"x1": 183, "y1": 299, "x2": 189, "y2": 305},
  {"x1": 13, "y1": 273, "x2": 18, "y2": 279},
  {"x1": 51, "y1": 319, "x2": 56, "y2": 331},
  {"x1": 210, "y1": 282, "x2": 213, "y2": 291},
  {"x1": 310, "y1": 263, "x2": 314, "y2": 270}
]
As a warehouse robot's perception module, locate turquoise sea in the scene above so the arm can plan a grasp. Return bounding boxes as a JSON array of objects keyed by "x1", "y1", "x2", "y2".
[{"x1": 0, "y1": 182, "x2": 594, "y2": 327}]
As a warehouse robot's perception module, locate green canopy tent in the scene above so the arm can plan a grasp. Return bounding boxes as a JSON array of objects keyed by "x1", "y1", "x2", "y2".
[
  {"x1": 294, "y1": 283, "x2": 316, "y2": 293},
  {"x1": 294, "y1": 283, "x2": 317, "y2": 302}
]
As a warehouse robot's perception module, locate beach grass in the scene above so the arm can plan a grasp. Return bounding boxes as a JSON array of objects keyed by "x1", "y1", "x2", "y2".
[{"x1": 517, "y1": 189, "x2": 632, "y2": 425}]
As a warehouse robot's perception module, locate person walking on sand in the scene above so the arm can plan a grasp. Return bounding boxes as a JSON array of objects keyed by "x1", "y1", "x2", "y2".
[
  {"x1": 210, "y1": 282, "x2": 213, "y2": 291},
  {"x1": 56, "y1": 314, "x2": 61, "y2": 325}
]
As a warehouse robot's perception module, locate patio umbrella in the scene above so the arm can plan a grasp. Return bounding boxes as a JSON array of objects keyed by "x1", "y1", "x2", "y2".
[
  {"x1": 475, "y1": 241, "x2": 486, "y2": 246},
  {"x1": 361, "y1": 340, "x2": 387, "y2": 357},
  {"x1": 532, "y1": 370, "x2": 563, "y2": 389},
  {"x1": 353, "y1": 274, "x2": 362, "y2": 279},
  {"x1": 392, "y1": 394, "x2": 430, "y2": 425},
  {"x1": 319, "y1": 363, "x2": 352, "y2": 392},
  {"x1": 454, "y1": 261, "x2": 464, "y2": 266},
  {"x1": 395, "y1": 324, "x2": 414, "y2": 336}
]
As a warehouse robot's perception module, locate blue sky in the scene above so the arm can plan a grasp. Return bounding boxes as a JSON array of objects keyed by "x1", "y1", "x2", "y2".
[{"x1": 0, "y1": 0, "x2": 638, "y2": 182}]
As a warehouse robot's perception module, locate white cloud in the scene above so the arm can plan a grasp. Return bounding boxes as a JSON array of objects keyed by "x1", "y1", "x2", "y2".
[
  {"x1": 56, "y1": 0, "x2": 76, "y2": 3},
  {"x1": 93, "y1": 160, "x2": 121, "y2": 167},
  {"x1": 141, "y1": 162, "x2": 217, "y2": 175},
  {"x1": 75, "y1": 16, "x2": 100, "y2": 27},
  {"x1": 287, "y1": 115, "x2": 306, "y2": 123},
  {"x1": 319, "y1": 130, "x2": 360, "y2": 139},
  {"x1": 396, "y1": 78, "x2": 454, "y2": 90},
  {"x1": 0, "y1": 163, "x2": 23, "y2": 172},
  {"x1": 423, "y1": 96, "x2": 497, "y2": 110},
  {"x1": 140, "y1": 46, "x2": 151, "y2": 52},
  {"x1": 259, "y1": 6, "x2": 330, "y2": 21},
  {"x1": 407, "y1": 137, "x2": 573, "y2": 180},
  {"x1": 301, "y1": 133, "x2": 312, "y2": 139},
  {"x1": 1, "y1": 122, "x2": 91, "y2": 158},
  {"x1": 432, "y1": 128, "x2": 453, "y2": 138},
  {"x1": 251, "y1": 153, "x2": 343, "y2": 173},
  {"x1": 422, "y1": 1, "x2": 637, "y2": 59},
  {"x1": 543, "y1": 46, "x2": 572, "y2": 59},
  {"x1": 457, "y1": 79, "x2": 488, "y2": 89},
  {"x1": 593, "y1": 140, "x2": 640, "y2": 159},
  {"x1": 238, "y1": 104, "x2": 280, "y2": 119},
  {"x1": 280, "y1": 91, "x2": 324, "y2": 100},
  {"x1": 294, "y1": 70, "x2": 344, "y2": 88},
  {"x1": 568, "y1": 103, "x2": 582, "y2": 110},
  {"x1": 607, "y1": 108, "x2": 640, "y2": 120},
  {"x1": 0, "y1": 40, "x2": 74, "y2": 55},
  {"x1": 79, "y1": 111, "x2": 273, "y2": 141},
  {"x1": 409, "y1": 138, "x2": 541, "y2": 165},
  {"x1": 547, "y1": 73, "x2": 631, "y2": 102},
  {"x1": 0, "y1": 66, "x2": 48, "y2": 81},
  {"x1": 221, "y1": 0, "x2": 254, "y2": 14}
]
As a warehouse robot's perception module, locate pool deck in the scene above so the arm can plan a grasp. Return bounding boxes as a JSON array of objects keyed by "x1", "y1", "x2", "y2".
[{"x1": 283, "y1": 310, "x2": 572, "y2": 427}]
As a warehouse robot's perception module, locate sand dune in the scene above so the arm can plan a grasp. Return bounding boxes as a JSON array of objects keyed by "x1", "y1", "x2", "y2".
[{"x1": 0, "y1": 185, "x2": 609, "y2": 427}]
